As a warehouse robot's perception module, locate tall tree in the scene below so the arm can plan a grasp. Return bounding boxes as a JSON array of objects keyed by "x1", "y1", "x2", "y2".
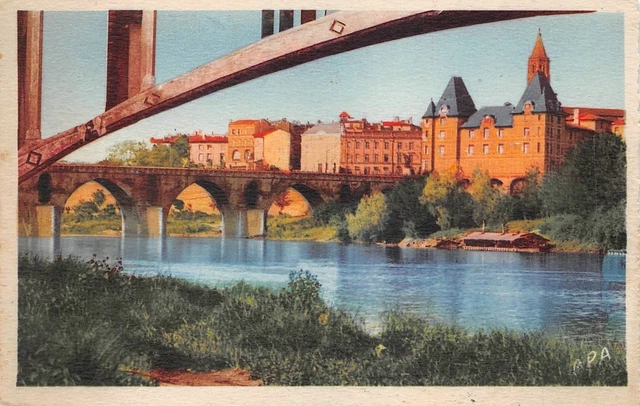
[
  {"x1": 346, "y1": 192, "x2": 388, "y2": 242},
  {"x1": 421, "y1": 169, "x2": 474, "y2": 230},
  {"x1": 92, "y1": 189, "x2": 106, "y2": 208},
  {"x1": 382, "y1": 178, "x2": 437, "y2": 242},
  {"x1": 540, "y1": 134, "x2": 626, "y2": 217}
]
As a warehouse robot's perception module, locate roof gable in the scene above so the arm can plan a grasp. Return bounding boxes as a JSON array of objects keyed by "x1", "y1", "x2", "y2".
[{"x1": 515, "y1": 72, "x2": 561, "y2": 114}]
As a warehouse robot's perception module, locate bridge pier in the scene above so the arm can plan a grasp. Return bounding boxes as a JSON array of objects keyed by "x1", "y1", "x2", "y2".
[{"x1": 143, "y1": 206, "x2": 165, "y2": 238}]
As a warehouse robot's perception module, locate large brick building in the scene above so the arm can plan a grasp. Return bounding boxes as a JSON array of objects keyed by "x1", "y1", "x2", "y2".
[
  {"x1": 421, "y1": 31, "x2": 624, "y2": 193},
  {"x1": 340, "y1": 112, "x2": 423, "y2": 175}
]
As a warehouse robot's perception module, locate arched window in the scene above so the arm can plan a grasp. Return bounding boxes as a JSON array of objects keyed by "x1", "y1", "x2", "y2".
[{"x1": 232, "y1": 150, "x2": 241, "y2": 161}]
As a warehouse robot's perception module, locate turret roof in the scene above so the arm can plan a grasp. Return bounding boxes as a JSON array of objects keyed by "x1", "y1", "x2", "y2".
[
  {"x1": 423, "y1": 77, "x2": 477, "y2": 118},
  {"x1": 515, "y1": 72, "x2": 561, "y2": 114}
]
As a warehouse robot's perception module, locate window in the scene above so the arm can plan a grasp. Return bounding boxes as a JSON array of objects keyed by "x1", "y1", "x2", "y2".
[
  {"x1": 557, "y1": 128, "x2": 561, "y2": 136},
  {"x1": 384, "y1": 142, "x2": 389, "y2": 150},
  {"x1": 364, "y1": 154, "x2": 370, "y2": 163},
  {"x1": 198, "y1": 153, "x2": 204, "y2": 161},
  {"x1": 469, "y1": 130, "x2": 475, "y2": 139},
  {"x1": 397, "y1": 153, "x2": 403, "y2": 163},
  {"x1": 524, "y1": 128, "x2": 530, "y2": 136},
  {"x1": 355, "y1": 154, "x2": 360, "y2": 162},
  {"x1": 374, "y1": 154, "x2": 379, "y2": 163},
  {"x1": 557, "y1": 116, "x2": 561, "y2": 124},
  {"x1": 483, "y1": 144, "x2": 489, "y2": 154},
  {"x1": 355, "y1": 166, "x2": 361, "y2": 174},
  {"x1": 364, "y1": 167, "x2": 370, "y2": 175},
  {"x1": 424, "y1": 146, "x2": 429, "y2": 154},
  {"x1": 523, "y1": 142, "x2": 529, "y2": 153},
  {"x1": 498, "y1": 129, "x2": 504, "y2": 138},
  {"x1": 346, "y1": 141, "x2": 351, "y2": 148},
  {"x1": 408, "y1": 142, "x2": 414, "y2": 151},
  {"x1": 199, "y1": 145, "x2": 204, "y2": 150},
  {"x1": 346, "y1": 153, "x2": 351, "y2": 162},
  {"x1": 365, "y1": 141, "x2": 370, "y2": 149},
  {"x1": 467, "y1": 145, "x2": 474, "y2": 155},
  {"x1": 537, "y1": 142, "x2": 541, "y2": 153},
  {"x1": 374, "y1": 141, "x2": 379, "y2": 150},
  {"x1": 384, "y1": 154, "x2": 389, "y2": 163},
  {"x1": 207, "y1": 153, "x2": 212, "y2": 160},
  {"x1": 232, "y1": 150, "x2": 241, "y2": 161},
  {"x1": 397, "y1": 142, "x2": 402, "y2": 150},
  {"x1": 497, "y1": 144, "x2": 504, "y2": 154},
  {"x1": 483, "y1": 129, "x2": 489, "y2": 138},
  {"x1": 439, "y1": 146, "x2": 445, "y2": 155},
  {"x1": 438, "y1": 131, "x2": 446, "y2": 139},
  {"x1": 440, "y1": 118, "x2": 446, "y2": 125},
  {"x1": 207, "y1": 145, "x2": 212, "y2": 150},
  {"x1": 356, "y1": 141, "x2": 361, "y2": 149}
]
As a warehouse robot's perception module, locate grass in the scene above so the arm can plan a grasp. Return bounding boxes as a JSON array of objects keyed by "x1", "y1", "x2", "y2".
[
  {"x1": 166, "y1": 218, "x2": 221, "y2": 236},
  {"x1": 266, "y1": 216, "x2": 338, "y2": 241},
  {"x1": 18, "y1": 255, "x2": 627, "y2": 386},
  {"x1": 61, "y1": 218, "x2": 121, "y2": 236}
]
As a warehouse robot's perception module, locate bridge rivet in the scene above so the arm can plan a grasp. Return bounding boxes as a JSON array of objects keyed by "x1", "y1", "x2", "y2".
[
  {"x1": 144, "y1": 92, "x2": 161, "y2": 105},
  {"x1": 26, "y1": 151, "x2": 42, "y2": 166},
  {"x1": 330, "y1": 20, "x2": 346, "y2": 34}
]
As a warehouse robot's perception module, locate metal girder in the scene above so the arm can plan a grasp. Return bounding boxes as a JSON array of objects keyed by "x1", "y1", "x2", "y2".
[{"x1": 18, "y1": 9, "x2": 589, "y2": 184}]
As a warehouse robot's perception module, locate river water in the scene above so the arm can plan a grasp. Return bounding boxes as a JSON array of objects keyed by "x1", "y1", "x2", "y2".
[{"x1": 19, "y1": 236, "x2": 626, "y2": 340}]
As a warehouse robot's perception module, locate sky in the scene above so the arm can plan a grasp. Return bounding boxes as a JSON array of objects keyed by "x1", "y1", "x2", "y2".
[{"x1": 39, "y1": 11, "x2": 625, "y2": 163}]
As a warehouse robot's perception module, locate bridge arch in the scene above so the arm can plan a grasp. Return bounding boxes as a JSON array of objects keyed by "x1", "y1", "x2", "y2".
[
  {"x1": 164, "y1": 179, "x2": 235, "y2": 237},
  {"x1": 61, "y1": 178, "x2": 139, "y2": 237}
]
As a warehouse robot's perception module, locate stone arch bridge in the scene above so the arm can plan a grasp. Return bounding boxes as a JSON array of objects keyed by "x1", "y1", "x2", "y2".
[{"x1": 18, "y1": 164, "x2": 406, "y2": 238}]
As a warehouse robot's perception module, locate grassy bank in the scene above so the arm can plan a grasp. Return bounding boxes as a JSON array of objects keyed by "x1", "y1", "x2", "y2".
[
  {"x1": 19, "y1": 255, "x2": 626, "y2": 386},
  {"x1": 266, "y1": 216, "x2": 338, "y2": 242},
  {"x1": 61, "y1": 218, "x2": 122, "y2": 236}
]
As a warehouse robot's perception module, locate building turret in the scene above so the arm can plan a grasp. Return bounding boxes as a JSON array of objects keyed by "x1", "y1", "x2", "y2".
[{"x1": 527, "y1": 30, "x2": 550, "y2": 84}]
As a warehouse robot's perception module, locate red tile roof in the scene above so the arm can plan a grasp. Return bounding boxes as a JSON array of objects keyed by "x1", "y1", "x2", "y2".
[
  {"x1": 339, "y1": 111, "x2": 351, "y2": 118},
  {"x1": 612, "y1": 118, "x2": 625, "y2": 125},
  {"x1": 563, "y1": 106, "x2": 625, "y2": 121}
]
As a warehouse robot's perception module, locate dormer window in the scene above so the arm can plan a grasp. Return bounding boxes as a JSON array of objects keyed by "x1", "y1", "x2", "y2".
[{"x1": 439, "y1": 105, "x2": 449, "y2": 118}]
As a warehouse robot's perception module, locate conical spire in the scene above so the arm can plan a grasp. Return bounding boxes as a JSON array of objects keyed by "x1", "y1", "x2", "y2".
[
  {"x1": 529, "y1": 30, "x2": 549, "y2": 59},
  {"x1": 527, "y1": 31, "x2": 550, "y2": 84}
]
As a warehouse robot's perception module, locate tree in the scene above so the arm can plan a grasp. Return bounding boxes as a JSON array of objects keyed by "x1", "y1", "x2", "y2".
[
  {"x1": 421, "y1": 169, "x2": 474, "y2": 230},
  {"x1": 540, "y1": 133, "x2": 625, "y2": 217},
  {"x1": 346, "y1": 192, "x2": 388, "y2": 242},
  {"x1": 273, "y1": 190, "x2": 293, "y2": 215},
  {"x1": 172, "y1": 199, "x2": 185, "y2": 211},
  {"x1": 92, "y1": 189, "x2": 106, "y2": 208},
  {"x1": 382, "y1": 178, "x2": 437, "y2": 242},
  {"x1": 467, "y1": 169, "x2": 501, "y2": 227},
  {"x1": 171, "y1": 135, "x2": 190, "y2": 166},
  {"x1": 106, "y1": 140, "x2": 149, "y2": 166}
]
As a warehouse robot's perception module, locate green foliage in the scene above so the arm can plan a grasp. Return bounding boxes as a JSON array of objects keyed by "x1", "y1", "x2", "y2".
[
  {"x1": 166, "y1": 211, "x2": 222, "y2": 235},
  {"x1": 346, "y1": 192, "x2": 388, "y2": 242},
  {"x1": 468, "y1": 169, "x2": 502, "y2": 226},
  {"x1": 172, "y1": 199, "x2": 185, "y2": 211},
  {"x1": 382, "y1": 178, "x2": 438, "y2": 242},
  {"x1": 266, "y1": 216, "x2": 338, "y2": 241},
  {"x1": 421, "y1": 170, "x2": 474, "y2": 230},
  {"x1": 540, "y1": 134, "x2": 626, "y2": 217},
  {"x1": 19, "y1": 256, "x2": 626, "y2": 386},
  {"x1": 105, "y1": 135, "x2": 194, "y2": 168},
  {"x1": 92, "y1": 189, "x2": 106, "y2": 208}
]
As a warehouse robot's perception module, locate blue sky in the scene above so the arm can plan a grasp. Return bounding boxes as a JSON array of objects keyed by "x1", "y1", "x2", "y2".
[{"x1": 40, "y1": 11, "x2": 625, "y2": 162}]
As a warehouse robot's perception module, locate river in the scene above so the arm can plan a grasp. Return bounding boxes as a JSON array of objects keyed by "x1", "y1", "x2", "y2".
[{"x1": 19, "y1": 236, "x2": 626, "y2": 341}]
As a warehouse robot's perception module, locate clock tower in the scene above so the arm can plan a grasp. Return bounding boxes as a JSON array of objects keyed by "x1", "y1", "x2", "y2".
[{"x1": 527, "y1": 30, "x2": 550, "y2": 84}]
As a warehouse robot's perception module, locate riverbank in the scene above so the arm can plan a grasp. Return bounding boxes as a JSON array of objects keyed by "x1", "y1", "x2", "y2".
[{"x1": 18, "y1": 254, "x2": 626, "y2": 386}]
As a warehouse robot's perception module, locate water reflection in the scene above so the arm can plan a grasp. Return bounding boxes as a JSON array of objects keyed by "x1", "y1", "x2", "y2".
[{"x1": 19, "y1": 236, "x2": 626, "y2": 340}]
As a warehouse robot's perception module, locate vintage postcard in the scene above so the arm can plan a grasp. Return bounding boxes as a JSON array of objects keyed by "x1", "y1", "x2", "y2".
[{"x1": 0, "y1": 0, "x2": 638, "y2": 405}]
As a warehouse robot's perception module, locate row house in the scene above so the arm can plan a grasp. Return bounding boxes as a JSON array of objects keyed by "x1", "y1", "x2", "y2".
[
  {"x1": 150, "y1": 131, "x2": 228, "y2": 168},
  {"x1": 339, "y1": 113, "x2": 422, "y2": 175}
]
